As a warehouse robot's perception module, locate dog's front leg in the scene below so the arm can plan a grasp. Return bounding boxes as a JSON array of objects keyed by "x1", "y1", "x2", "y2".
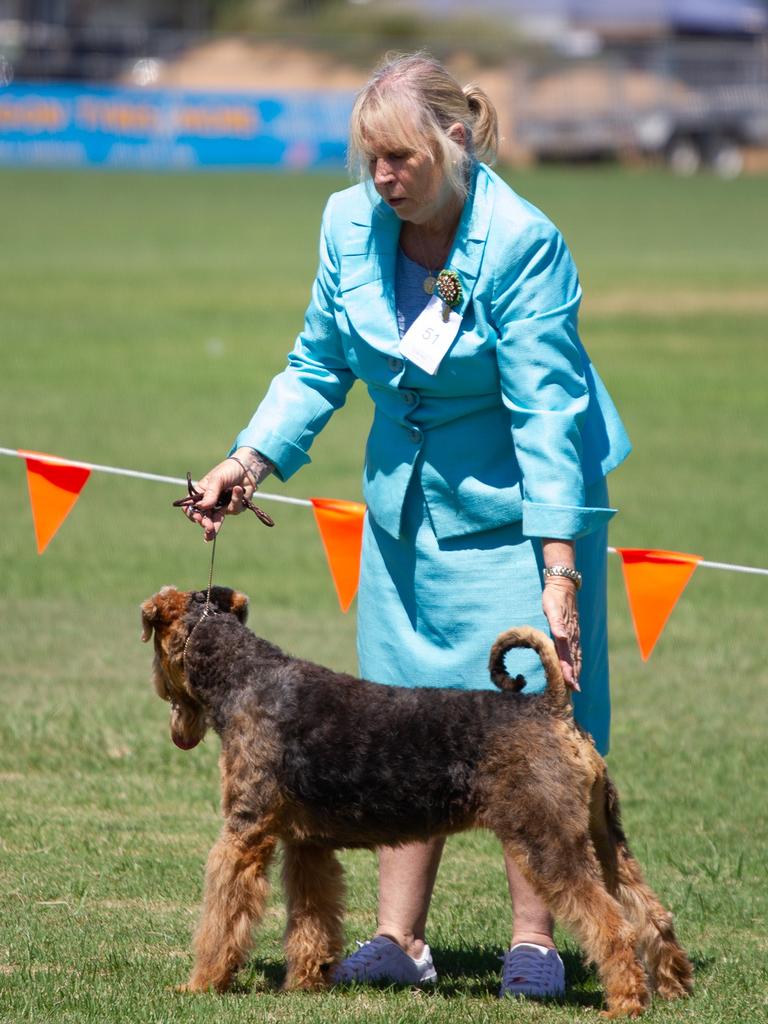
[
  {"x1": 282, "y1": 842, "x2": 346, "y2": 990},
  {"x1": 182, "y1": 826, "x2": 277, "y2": 993}
]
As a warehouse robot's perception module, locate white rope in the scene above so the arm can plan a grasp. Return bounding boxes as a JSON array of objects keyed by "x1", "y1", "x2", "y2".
[
  {"x1": 0, "y1": 447, "x2": 312, "y2": 507},
  {"x1": 605, "y1": 547, "x2": 767, "y2": 577},
  {"x1": 3, "y1": 447, "x2": 766, "y2": 576},
  {"x1": 697, "y1": 560, "x2": 768, "y2": 577}
]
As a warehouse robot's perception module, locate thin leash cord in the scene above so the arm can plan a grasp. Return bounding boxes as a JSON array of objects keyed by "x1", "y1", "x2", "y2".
[
  {"x1": 203, "y1": 531, "x2": 217, "y2": 613},
  {"x1": 183, "y1": 532, "x2": 218, "y2": 665}
]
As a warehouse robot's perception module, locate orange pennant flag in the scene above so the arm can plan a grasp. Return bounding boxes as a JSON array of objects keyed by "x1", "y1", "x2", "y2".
[
  {"x1": 615, "y1": 548, "x2": 702, "y2": 661},
  {"x1": 20, "y1": 450, "x2": 91, "y2": 554},
  {"x1": 310, "y1": 497, "x2": 366, "y2": 613}
]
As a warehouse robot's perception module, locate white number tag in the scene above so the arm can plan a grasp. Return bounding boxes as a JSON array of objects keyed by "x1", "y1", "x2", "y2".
[{"x1": 399, "y1": 295, "x2": 462, "y2": 375}]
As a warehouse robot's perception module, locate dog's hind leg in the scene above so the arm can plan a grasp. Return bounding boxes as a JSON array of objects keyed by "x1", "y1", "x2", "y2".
[
  {"x1": 590, "y1": 774, "x2": 693, "y2": 1001},
  {"x1": 282, "y1": 842, "x2": 345, "y2": 990},
  {"x1": 494, "y1": 811, "x2": 651, "y2": 1018},
  {"x1": 184, "y1": 827, "x2": 277, "y2": 993}
]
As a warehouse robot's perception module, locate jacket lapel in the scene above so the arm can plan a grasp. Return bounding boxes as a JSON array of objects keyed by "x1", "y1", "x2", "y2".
[
  {"x1": 339, "y1": 198, "x2": 400, "y2": 353},
  {"x1": 445, "y1": 163, "x2": 494, "y2": 317}
]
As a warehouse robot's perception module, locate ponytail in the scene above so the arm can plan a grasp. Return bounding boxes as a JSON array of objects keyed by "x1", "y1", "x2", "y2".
[{"x1": 463, "y1": 83, "x2": 499, "y2": 165}]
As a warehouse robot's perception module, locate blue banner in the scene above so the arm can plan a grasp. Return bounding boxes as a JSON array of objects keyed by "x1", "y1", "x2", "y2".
[{"x1": 0, "y1": 83, "x2": 354, "y2": 169}]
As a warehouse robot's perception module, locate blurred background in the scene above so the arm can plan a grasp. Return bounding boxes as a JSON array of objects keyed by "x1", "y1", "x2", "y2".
[{"x1": 1, "y1": 0, "x2": 767, "y2": 175}]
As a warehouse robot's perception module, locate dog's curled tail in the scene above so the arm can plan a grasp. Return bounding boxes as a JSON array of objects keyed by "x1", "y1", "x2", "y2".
[{"x1": 488, "y1": 626, "x2": 569, "y2": 711}]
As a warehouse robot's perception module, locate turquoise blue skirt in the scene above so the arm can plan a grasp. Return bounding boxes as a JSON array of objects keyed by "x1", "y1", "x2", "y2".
[{"x1": 357, "y1": 478, "x2": 611, "y2": 755}]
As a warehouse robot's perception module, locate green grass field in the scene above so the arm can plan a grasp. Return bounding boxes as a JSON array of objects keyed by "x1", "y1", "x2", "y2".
[{"x1": 1, "y1": 166, "x2": 766, "y2": 1023}]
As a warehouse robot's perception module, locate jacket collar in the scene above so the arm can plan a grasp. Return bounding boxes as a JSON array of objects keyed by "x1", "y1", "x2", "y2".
[{"x1": 339, "y1": 164, "x2": 496, "y2": 347}]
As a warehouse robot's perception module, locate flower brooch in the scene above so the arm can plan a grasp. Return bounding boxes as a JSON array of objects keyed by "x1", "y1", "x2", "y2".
[{"x1": 436, "y1": 269, "x2": 462, "y2": 322}]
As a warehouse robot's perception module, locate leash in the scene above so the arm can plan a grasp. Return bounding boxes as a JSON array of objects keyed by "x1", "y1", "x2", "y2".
[
  {"x1": 200, "y1": 528, "x2": 219, "y2": 614},
  {"x1": 182, "y1": 530, "x2": 219, "y2": 666}
]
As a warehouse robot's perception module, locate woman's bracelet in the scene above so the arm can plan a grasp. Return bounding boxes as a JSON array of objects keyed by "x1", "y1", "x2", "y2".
[{"x1": 543, "y1": 565, "x2": 583, "y2": 590}]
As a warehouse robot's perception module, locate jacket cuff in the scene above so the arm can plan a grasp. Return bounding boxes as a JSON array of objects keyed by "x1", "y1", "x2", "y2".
[
  {"x1": 521, "y1": 500, "x2": 617, "y2": 539},
  {"x1": 229, "y1": 428, "x2": 310, "y2": 482}
]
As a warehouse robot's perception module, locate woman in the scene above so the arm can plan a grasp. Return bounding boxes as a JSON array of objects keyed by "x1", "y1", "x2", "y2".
[{"x1": 183, "y1": 53, "x2": 631, "y2": 999}]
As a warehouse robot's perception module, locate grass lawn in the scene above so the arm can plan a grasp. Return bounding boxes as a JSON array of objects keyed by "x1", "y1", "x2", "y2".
[{"x1": 0, "y1": 166, "x2": 766, "y2": 1022}]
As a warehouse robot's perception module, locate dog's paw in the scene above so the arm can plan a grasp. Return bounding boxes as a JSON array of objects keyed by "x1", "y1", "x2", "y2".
[
  {"x1": 655, "y1": 978, "x2": 693, "y2": 1001},
  {"x1": 599, "y1": 1002, "x2": 646, "y2": 1019},
  {"x1": 282, "y1": 971, "x2": 331, "y2": 992},
  {"x1": 174, "y1": 977, "x2": 227, "y2": 995},
  {"x1": 174, "y1": 982, "x2": 202, "y2": 994}
]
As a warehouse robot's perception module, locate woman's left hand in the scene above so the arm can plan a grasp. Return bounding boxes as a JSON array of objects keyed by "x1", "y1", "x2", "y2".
[{"x1": 541, "y1": 579, "x2": 582, "y2": 691}]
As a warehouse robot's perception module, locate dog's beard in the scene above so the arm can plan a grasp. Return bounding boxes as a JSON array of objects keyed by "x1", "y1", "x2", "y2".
[{"x1": 170, "y1": 702, "x2": 207, "y2": 750}]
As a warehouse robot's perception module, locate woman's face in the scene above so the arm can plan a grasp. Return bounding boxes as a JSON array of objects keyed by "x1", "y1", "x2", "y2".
[{"x1": 367, "y1": 140, "x2": 451, "y2": 225}]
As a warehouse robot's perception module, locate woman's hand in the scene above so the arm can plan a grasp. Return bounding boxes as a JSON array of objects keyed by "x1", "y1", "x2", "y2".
[
  {"x1": 179, "y1": 449, "x2": 273, "y2": 542},
  {"x1": 541, "y1": 578, "x2": 582, "y2": 692}
]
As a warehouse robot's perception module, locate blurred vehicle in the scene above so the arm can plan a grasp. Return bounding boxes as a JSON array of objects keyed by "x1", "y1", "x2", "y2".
[{"x1": 515, "y1": 39, "x2": 768, "y2": 177}]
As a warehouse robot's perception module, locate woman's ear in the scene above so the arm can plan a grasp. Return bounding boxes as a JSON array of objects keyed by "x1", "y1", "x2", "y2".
[{"x1": 446, "y1": 122, "x2": 467, "y2": 149}]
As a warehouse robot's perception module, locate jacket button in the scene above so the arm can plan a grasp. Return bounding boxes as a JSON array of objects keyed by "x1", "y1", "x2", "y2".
[
  {"x1": 388, "y1": 356, "x2": 403, "y2": 372},
  {"x1": 408, "y1": 427, "x2": 422, "y2": 443},
  {"x1": 402, "y1": 390, "x2": 418, "y2": 405}
]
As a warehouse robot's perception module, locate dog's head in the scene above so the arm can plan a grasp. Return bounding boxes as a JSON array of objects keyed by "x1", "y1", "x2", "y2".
[{"x1": 140, "y1": 585, "x2": 249, "y2": 750}]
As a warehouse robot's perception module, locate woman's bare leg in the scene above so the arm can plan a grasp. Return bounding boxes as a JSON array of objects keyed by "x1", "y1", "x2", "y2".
[
  {"x1": 374, "y1": 840, "x2": 555, "y2": 961},
  {"x1": 505, "y1": 850, "x2": 556, "y2": 948},
  {"x1": 375, "y1": 837, "x2": 445, "y2": 958}
]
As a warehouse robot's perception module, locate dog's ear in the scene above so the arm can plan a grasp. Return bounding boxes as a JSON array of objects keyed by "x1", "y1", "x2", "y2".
[
  {"x1": 140, "y1": 586, "x2": 183, "y2": 641},
  {"x1": 230, "y1": 591, "x2": 249, "y2": 624},
  {"x1": 140, "y1": 598, "x2": 157, "y2": 642},
  {"x1": 207, "y1": 586, "x2": 249, "y2": 623}
]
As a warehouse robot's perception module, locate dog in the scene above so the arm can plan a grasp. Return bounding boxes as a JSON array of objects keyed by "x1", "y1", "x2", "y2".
[{"x1": 140, "y1": 585, "x2": 693, "y2": 1017}]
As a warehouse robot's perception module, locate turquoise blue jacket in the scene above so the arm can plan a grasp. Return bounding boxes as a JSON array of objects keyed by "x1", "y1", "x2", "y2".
[{"x1": 233, "y1": 163, "x2": 631, "y2": 541}]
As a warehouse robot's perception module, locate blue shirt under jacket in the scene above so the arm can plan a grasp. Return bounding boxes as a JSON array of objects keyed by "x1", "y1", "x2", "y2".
[{"x1": 233, "y1": 163, "x2": 631, "y2": 541}]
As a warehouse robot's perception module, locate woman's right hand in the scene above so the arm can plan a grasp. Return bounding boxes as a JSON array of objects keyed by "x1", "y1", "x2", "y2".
[{"x1": 179, "y1": 449, "x2": 273, "y2": 542}]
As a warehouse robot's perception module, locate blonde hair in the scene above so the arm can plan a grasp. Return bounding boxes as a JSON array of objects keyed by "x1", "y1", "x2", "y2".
[{"x1": 348, "y1": 52, "x2": 499, "y2": 198}]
